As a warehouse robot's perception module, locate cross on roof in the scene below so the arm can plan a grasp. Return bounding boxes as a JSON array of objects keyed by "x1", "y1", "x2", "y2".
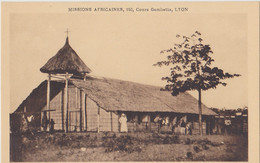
[{"x1": 65, "y1": 28, "x2": 70, "y2": 37}]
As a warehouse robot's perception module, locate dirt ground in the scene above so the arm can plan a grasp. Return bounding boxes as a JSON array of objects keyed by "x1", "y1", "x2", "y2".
[{"x1": 10, "y1": 132, "x2": 248, "y2": 162}]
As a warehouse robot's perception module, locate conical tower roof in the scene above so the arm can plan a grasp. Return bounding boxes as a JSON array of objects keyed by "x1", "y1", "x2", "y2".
[{"x1": 40, "y1": 37, "x2": 92, "y2": 74}]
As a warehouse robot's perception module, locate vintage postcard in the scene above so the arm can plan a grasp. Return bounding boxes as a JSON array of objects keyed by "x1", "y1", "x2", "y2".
[{"x1": 2, "y1": 2, "x2": 259, "y2": 163}]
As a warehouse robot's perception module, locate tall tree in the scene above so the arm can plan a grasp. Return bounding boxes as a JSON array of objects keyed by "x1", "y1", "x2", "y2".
[{"x1": 154, "y1": 31, "x2": 240, "y2": 135}]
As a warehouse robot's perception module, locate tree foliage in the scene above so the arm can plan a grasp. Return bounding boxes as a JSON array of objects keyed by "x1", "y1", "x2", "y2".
[{"x1": 154, "y1": 31, "x2": 240, "y2": 96}]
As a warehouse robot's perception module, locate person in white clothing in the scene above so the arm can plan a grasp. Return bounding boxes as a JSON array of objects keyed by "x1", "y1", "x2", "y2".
[{"x1": 119, "y1": 113, "x2": 128, "y2": 132}]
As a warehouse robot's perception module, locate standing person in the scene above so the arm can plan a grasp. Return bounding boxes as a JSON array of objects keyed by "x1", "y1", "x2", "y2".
[
  {"x1": 180, "y1": 120, "x2": 186, "y2": 134},
  {"x1": 171, "y1": 117, "x2": 177, "y2": 134},
  {"x1": 158, "y1": 117, "x2": 163, "y2": 133},
  {"x1": 42, "y1": 112, "x2": 48, "y2": 132},
  {"x1": 50, "y1": 119, "x2": 55, "y2": 134},
  {"x1": 119, "y1": 113, "x2": 128, "y2": 132},
  {"x1": 181, "y1": 120, "x2": 186, "y2": 127},
  {"x1": 185, "y1": 122, "x2": 192, "y2": 135},
  {"x1": 20, "y1": 114, "x2": 29, "y2": 133}
]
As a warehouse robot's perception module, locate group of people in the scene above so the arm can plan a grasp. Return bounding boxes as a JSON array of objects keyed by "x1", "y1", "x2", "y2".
[
  {"x1": 179, "y1": 120, "x2": 192, "y2": 135},
  {"x1": 157, "y1": 116, "x2": 193, "y2": 135},
  {"x1": 42, "y1": 112, "x2": 55, "y2": 134},
  {"x1": 118, "y1": 113, "x2": 193, "y2": 135}
]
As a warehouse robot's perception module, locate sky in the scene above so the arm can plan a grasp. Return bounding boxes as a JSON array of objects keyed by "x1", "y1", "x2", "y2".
[{"x1": 9, "y1": 11, "x2": 248, "y2": 113}]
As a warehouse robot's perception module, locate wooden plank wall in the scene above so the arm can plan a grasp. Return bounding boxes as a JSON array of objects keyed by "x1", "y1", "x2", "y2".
[
  {"x1": 42, "y1": 90, "x2": 63, "y2": 130},
  {"x1": 111, "y1": 111, "x2": 119, "y2": 132},
  {"x1": 86, "y1": 97, "x2": 98, "y2": 131},
  {"x1": 68, "y1": 86, "x2": 76, "y2": 111},
  {"x1": 192, "y1": 122, "x2": 207, "y2": 135},
  {"x1": 43, "y1": 84, "x2": 120, "y2": 132},
  {"x1": 99, "y1": 108, "x2": 112, "y2": 131},
  {"x1": 42, "y1": 86, "x2": 82, "y2": 131},
  {"x1": 86, "y1": 96, "x2": 119, "y2": 132}
]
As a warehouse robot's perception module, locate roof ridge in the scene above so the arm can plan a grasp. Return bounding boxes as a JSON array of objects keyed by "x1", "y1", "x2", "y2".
[{"x1": 85, "y1": 75, "x2": 166, "y2": 89}]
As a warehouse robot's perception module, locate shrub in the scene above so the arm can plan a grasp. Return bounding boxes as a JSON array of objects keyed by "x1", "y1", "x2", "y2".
[
  {"x1": 193, "y1": 145, "x2": 202, "y2": 153},
  {"x1": 186, "y1": 152, "x2": 193, "y2": 160},
  {"x1": 102, "y1": 135, "x2": 142, "y2": 153},
  {"x1": 185, "y1": 138, "x2": 192, "y2": 145}
]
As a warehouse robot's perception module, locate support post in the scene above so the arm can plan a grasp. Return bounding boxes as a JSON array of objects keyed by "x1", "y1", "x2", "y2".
[
  {"x1": 79, "y1": 90, "x2": 82, "y2": 132},
  {"x1": 110, "y1": 112, "x2": 113, "y2": 132},
  {"x1": 47, "y1": 74, "x2": 51, "y2": 120},
  {"x1": 83, "y1": 73, "x2": 87, "y2": 131},
  {"x1": 65, "y1": 72, "x2": 69, "y2": 133},
  {"x1": 75, "y1": 87, "x2": 78, "y2": 109},
  {"x1": 97, "y1": 107, "x2": 100, "y2": 133},
  {"x1": 198, "y1": 88, "x2": 202, "y2": 136},
  {"x1": 84, "y1": 94, "x2": 87, "y2": 131},
  {"x1": 61, "y1": 89, "x2": 64, "y2": 131},
  {"x1": 69, "y1": 112, "x2": 71, "y2": 132},
  {"x1": 149, "y1": 113, "x2": 151, "y2": 131}
]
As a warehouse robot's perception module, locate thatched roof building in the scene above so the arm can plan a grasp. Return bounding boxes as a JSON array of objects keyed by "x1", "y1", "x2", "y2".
[
  {"x1": 12, "y1": 36, "x2": 217, "y2": 134},
  {"x1": 15, "y1": 77, "x2": 215, "y2": 115},
  {"x1": 13, "y1": 76, "x2": 216, "y2": 134},
  {"x1": 40, "y1": 37, "x2": 91, "y2": 74}
]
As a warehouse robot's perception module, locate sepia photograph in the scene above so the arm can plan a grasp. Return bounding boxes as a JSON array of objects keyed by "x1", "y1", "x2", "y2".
[{"x1": 2, "y1": 2, "x2": 259, "y2": 162}]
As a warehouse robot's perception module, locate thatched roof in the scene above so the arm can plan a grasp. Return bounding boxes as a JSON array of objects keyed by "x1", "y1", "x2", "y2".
[
  {"x1": 14, "y1": 77, "x2": 216, "y2": 116},
  {"x1": 40, "y1": 37, "x2": 92, "y2": 74},
  {"x1": 70, "y1": 77, "x2": 216, "y2": 115}
]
